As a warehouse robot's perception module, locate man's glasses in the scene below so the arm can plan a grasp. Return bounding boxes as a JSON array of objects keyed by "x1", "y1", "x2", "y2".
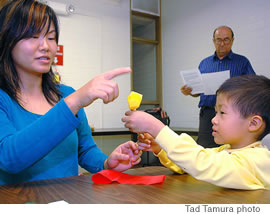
[{"x1": 214, "y1": 38, "x2": 232, "y2": 45}]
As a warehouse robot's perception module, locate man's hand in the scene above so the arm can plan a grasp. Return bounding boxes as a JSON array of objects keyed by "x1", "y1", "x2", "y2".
[
  {"x1": 181, "y1": 85, "x2": 193, "y2": 96},
  {"x1": 181, "y1": 85, "x2": 200, "y2": 97}
]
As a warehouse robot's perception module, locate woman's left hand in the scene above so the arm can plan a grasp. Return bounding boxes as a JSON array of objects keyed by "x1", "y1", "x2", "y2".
[{"x1": 105, "y1": 141, "x2": 142, "y2": 171}]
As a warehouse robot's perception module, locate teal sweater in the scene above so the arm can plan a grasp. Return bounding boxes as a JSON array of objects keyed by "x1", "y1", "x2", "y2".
[{"x1": 0, "y1": 85, "x2": 107, "y2": 185}]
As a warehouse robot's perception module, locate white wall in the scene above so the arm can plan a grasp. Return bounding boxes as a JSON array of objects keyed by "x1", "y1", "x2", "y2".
[
  {"x1": 162, "y1": 0, "x2": 270, "y2": 129},
  {"x1": 52, "y1": 0, "x2": 131, "y2": 129}
]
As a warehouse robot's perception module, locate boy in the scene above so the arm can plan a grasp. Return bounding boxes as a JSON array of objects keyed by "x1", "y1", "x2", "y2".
[{"x1": 122, "y1": 75, "x2": 270, "y2": 190}]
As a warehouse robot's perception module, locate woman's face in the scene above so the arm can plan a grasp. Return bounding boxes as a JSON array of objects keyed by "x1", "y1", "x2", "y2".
[{"x1": 11, "y1": 22, "x2": 57, "y2": 77}]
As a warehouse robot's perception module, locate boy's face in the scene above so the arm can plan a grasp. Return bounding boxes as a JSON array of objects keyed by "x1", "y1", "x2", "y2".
[{"x1": 211, "y1": 93, "x2": 251, "y2": 148}]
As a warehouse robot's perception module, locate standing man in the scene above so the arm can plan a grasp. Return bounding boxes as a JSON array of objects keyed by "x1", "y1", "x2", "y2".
[{"x1": 181, "y1": 26, "x2": 255, "y2": 148}]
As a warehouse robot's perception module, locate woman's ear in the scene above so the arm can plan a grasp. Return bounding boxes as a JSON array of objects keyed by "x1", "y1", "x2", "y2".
[{"x1": 249, "y1": 115, "x2": 264, "y2": 132}]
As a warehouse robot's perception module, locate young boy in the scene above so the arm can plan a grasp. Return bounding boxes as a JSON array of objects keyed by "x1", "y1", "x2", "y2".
[{"x1": 122, "y1": 75, "x2": 270, "y2": 190}]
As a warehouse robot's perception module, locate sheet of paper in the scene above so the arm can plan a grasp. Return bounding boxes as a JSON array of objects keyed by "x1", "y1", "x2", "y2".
[
  {"x1": 201, "y1": 70, "x2": 230, "y2": 95},
  {"x1": 48, "y1": 200, "x2": 69, "y2": 204},
  {"x1": 180, "y1": 69, "x2": 204, "y2": 94}
]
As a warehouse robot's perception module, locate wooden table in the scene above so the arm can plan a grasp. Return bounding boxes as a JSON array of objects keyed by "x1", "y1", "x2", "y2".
[{"x1": 0, "y1": 166, "x2": 269, "y2": 204}]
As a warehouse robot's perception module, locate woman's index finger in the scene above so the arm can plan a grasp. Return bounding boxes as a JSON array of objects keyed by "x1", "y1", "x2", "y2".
[{"x1": 103, "y1": 67, "x2": 131, "y2": 80}]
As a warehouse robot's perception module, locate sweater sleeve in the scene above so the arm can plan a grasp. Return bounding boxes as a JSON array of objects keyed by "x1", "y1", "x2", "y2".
[
  {"x1": 155, "y1": 126, "x2": 270, "y2": 190},
  {"x1": 76, "y1": 108, "x2": 108, "y2": 173},
  {"x1": 56, "y1": 85, "x2": 107, "y2": 173},
  {"x1": 0, "y1": 98, "x2": 81, "y2": 174}
]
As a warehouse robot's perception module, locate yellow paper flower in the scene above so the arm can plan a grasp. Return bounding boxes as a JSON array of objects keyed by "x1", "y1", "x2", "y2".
[{"x1": 128, "y1": 91, "x2": 143, "y2": 110}]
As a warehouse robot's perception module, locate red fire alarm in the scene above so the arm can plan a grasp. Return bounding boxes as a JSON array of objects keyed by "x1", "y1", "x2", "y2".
[{"x1": 55, "y1": 45, "x2": 63, "y2": 66}]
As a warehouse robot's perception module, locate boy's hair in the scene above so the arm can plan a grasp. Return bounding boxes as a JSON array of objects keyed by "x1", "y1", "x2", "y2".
[
  {"x1": 217, "y1": 75, "x2": 270, "y2": 140},
  {"x1": 0, "y1": 0, "x2": 61, "y2": 104}
]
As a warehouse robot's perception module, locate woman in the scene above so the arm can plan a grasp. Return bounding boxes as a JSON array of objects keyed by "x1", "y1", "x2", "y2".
[{"x1": 0, "y1": 0, "x2": 140, "y2": 185}]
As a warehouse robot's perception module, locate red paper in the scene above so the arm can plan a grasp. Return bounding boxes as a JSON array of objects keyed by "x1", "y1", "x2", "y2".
[{"x1": 92, "y1": 169, "x2": 166, "y2": 185}]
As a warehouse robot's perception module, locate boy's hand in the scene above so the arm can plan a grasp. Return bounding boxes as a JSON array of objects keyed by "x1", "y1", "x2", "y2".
[
  {"x1": 122, "y1": 110, "x2": 165, "y2": 138},
  {"x1": 105, "y1": 141, "x2": 142, "y2": 172},
  {"x1": 137, "y1": 133, "x2": 161, "y2": 155}
]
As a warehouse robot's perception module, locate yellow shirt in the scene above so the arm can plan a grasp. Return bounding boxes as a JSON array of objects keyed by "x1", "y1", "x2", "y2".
[{"x1": 155, "y1": 126, "x2": 270, "y2": 190}]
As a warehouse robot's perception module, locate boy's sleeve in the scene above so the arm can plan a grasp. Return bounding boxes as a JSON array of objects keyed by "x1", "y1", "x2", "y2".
[
  {"x1": 155, "y1": 126, "x2": 270, "y2": 190},
  {"x1": 155, "y1": 149, "x2": 185, "y2": 174}
]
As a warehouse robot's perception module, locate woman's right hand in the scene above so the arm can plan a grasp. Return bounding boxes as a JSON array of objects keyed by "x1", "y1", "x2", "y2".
[{"x1": 65, "y1": 67, "x2": 131, "y2": 115}]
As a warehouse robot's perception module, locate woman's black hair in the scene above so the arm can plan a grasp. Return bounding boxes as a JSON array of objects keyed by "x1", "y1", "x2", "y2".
[{"x1": 0, "y1": 0, "x2": 62, "y2": 104}]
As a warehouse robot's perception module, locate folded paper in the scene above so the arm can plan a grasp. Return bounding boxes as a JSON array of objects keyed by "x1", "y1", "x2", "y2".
[{"x1": 92, "y1": 169, "x2": 166, "y2": 185}]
